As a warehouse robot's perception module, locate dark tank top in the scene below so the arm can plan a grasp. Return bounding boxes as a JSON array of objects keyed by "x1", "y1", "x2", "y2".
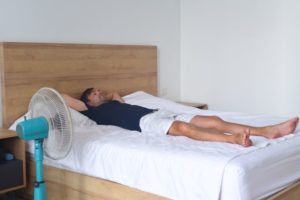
[{"x1": 81, "y1": 101, "x2": 155, "y2": 131}]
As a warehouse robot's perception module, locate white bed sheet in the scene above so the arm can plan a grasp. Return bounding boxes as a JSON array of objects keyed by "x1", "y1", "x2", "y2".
[
  {"x1": 221, "y1": 135, "x2": 300, "y2": 200},
  {"x1": 16, "y1": 91, "x2": 300, "y2": 200}
]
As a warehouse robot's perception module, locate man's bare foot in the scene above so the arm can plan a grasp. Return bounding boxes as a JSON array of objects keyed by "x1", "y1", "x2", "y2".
[
  {"x1": 265, "y1": 117, "x2": 299, "y2": 139},
  {"x1": 232, "y1": 130, "x2": 252, "y2": 147}
]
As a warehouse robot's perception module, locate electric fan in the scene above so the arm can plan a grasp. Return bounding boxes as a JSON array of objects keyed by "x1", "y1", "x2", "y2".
[{"x1": 16, "y1": 87, "x2": 73, "y2": 200}]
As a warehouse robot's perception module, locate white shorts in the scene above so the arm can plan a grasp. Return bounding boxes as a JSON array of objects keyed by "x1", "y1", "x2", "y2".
[{"x1": 139, "y1": 110, "x2": 196, "y2": 136}]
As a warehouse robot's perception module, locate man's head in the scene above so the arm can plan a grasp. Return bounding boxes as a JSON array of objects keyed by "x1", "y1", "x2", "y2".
[{"x1": 80, "y1": 88, "x2": 108, "y2": 107}]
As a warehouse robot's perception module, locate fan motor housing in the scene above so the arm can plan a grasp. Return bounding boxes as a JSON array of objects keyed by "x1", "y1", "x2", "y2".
[{"x1": 16, "y1": 117, "x2": 49, "y2": 140}]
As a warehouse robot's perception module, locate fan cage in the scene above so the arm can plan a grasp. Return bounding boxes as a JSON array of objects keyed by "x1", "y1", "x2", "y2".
[{"x1": 29, "y1": 88, "x2": 73, "y2": 160}]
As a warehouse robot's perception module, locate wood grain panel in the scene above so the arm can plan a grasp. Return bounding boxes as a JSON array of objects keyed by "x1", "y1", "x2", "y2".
[
  {"x1": 0, "y1": 42, "x2": 157, "y2": 128},
  {"x1": 18, "y1": 159, "x2": 167, "y2": 200}
]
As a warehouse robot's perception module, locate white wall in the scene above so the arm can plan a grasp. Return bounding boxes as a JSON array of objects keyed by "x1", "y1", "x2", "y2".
[
  {"x1": 181, "y1": 0, "x2": 300, "y2": 117},
  {"x1": 0, "y1": 0, "x2": 181, "y2": 127},
  {"x1": 284, "y1": 0, "x2": 300, "y2": 117}
]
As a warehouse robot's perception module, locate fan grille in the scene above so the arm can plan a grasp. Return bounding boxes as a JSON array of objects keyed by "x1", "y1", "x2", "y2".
[{"x1": 29, "y1": 88, "x2": 73, "y2": 160}]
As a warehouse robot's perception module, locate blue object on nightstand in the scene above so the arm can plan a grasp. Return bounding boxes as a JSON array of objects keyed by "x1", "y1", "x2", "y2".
[{"x1": 5, "y1": 153, "x2": 14, "y2": 161}]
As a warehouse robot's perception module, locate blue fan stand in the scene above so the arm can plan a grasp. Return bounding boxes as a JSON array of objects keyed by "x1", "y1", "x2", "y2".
[{"x1": 16, "y1": 117, "x2": 49, "y2": 200}]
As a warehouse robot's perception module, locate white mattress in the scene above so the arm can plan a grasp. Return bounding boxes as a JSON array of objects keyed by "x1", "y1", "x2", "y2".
[{"x1": 11, "y1": 91, "x2": 300, "y2": 200}]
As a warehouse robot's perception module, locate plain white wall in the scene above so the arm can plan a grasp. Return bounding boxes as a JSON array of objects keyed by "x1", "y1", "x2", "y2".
[
  {"x1": 181, "y1": 0, "x2": 300, "y2": 117},
  {"x1": 0, "y1": 0, "x2": 181, "y2": 127},
  {"x1": 284, "y1": 0, "x2": 300, "y2": 117}
]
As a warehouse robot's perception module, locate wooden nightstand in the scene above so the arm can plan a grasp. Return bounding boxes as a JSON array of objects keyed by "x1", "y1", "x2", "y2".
[
  {"x1": 177, "y1": 101, "x2": 208, "y2": 110},
  {"x1": 0, "y1": 129, "x2": 26, "y2": 194}
]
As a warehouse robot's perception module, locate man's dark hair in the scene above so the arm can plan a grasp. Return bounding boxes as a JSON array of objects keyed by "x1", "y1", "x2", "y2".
[{"x1": 80, "y1": 88, "x2": 94, "y2": 104}]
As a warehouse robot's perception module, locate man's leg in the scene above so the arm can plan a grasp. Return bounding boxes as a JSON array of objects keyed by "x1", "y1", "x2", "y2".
[
  {"x1": 168, "y1": 121, "x2": 252, "y2": 147},
  {"x1": 189, "y1": 115, "x2": 299, "y2": 139}
]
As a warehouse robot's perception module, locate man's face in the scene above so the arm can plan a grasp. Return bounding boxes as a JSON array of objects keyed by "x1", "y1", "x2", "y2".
[{"x1": 87, "y1": 88, "x2": 107, "y2": 106}]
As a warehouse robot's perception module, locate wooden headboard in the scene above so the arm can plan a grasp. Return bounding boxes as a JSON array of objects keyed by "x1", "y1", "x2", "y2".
[{"x1": 0, "y1": 42, "x2": 157, "y2": 128}]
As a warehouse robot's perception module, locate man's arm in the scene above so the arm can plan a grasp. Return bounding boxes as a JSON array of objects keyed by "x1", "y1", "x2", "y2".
[
  {"x1": 106, "y1": 92, "x2": 125, "y2": 103},
  {"x1": 62, "y1": 94, "x2": 88, "y2": 111}
]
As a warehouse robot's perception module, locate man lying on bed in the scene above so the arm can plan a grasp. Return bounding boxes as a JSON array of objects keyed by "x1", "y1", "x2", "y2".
[{"x1": 63, "y1": 88, "x2": 299, "y2": 147}]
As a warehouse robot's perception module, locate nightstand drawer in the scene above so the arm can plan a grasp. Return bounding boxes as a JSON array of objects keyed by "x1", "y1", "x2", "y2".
[
  {"x1": 0, "y1": 160, "x2": 24, "y2": 190},
  {"x1": 0, "y1": 129, "x2": 26, "y2": 193}
]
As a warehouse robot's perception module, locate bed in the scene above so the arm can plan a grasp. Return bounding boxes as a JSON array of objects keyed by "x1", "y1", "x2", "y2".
[{"x1": 1, "y1": 42, "x2": 300, "y2": 200}]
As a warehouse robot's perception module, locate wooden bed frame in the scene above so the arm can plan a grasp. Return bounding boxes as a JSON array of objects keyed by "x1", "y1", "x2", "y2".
[{"x1": 1, "y1": 42, "x2": 299, "y2": 200}]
